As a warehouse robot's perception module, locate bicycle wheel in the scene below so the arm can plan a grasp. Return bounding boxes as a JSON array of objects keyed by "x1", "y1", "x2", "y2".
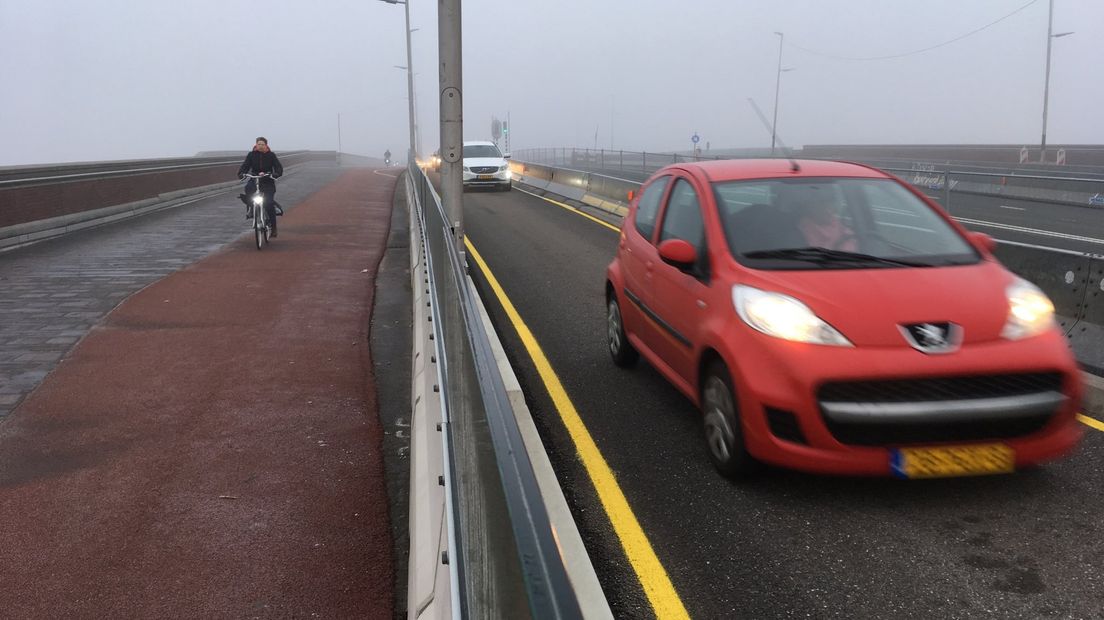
[{"x1": 254, "y1": 204, "x2": 265, "y2": 250}]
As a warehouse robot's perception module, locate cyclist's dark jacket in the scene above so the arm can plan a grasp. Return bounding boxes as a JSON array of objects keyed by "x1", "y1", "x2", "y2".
[{"x1": 238, "y1": 149, "x2": 283, "y2": 193}]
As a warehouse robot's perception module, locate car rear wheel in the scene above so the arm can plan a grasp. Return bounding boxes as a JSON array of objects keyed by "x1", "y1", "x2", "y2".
[
  {"x1": 607, "y1": 294, "x2": 638, "y2": 367},
  {"x1": 702, "y1": 362, "x2": 757, "y2": 477}
]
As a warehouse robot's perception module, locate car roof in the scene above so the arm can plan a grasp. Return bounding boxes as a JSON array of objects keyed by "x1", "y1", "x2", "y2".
[
  {"x1": 671, "y1": 159, "x2": 891, "y2": 183},
  {"x1": 463, "y1": 140, "x2": 496, "y2": 147}
]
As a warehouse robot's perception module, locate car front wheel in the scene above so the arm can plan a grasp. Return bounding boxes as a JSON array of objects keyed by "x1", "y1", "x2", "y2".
[{"x1": 701, "y1": 361, "x2": 757, "y2": 477}]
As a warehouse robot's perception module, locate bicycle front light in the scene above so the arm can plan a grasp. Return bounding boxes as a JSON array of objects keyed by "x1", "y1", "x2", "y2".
[{"x1": 252, "y1": 195, "x2": 264, "y2": 205}]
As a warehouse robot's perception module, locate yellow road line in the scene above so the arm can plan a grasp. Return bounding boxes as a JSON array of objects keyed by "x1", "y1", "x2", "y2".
[
  {"x1": 465, "y1": 238, "x2": 690, "y2": 620},
  {"x1": 1078, "y1": 413, "x2": 1104, "y2": 433},
  {"x1": 514, "y1": 186, "x2": 623, "y2": 233}
]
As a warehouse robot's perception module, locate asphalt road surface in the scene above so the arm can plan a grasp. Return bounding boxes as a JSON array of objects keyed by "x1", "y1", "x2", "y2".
[{"x1": 460, "y1": 182, "x2": 1104, "y2": 619}]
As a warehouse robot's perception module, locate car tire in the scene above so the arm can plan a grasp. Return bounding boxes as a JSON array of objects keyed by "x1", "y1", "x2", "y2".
[
  {"x1": 607, "y1": 293, "x2": 638, "y2": 367},
  {"x1": 701, "y1": 361, "x2": 758, "y2": 478},
  {"x1": 502, "y1": 182, "x2": 512, "y2": 192}
]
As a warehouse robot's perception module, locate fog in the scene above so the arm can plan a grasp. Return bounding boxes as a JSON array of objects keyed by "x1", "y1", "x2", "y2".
[{"x1": 2, "y1": 0, "x2": 1101, "y2": 166}]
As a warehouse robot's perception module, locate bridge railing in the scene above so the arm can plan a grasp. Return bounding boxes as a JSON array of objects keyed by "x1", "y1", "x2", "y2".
[
  {"x1": 404, "y1": 161, "x2": 583, "y2": 619},
  {"x1": 514, "y1": 148, "x2": 1104, "y2": 209}
]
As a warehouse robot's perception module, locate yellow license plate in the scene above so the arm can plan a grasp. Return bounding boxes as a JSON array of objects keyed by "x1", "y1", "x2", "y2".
[
  {"x1": 891, "y1": 443, "x2": 1014, "y2": 479},
  {"x1": 477, "y1": 174, "x2": 494, "y2": 180}
]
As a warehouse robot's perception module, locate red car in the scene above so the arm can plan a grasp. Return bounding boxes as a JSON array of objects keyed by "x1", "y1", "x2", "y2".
[{"x1": 605, "y1": 159, "x2": 1083, "y2": 478}]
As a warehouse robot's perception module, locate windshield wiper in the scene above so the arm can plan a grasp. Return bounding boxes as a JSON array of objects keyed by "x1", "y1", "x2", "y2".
[{"x1": 742, "y1": 247, "x2": 931, "y2": 268}]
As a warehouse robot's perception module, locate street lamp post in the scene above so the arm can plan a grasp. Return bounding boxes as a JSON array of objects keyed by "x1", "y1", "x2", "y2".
[
  {"x1": 1039, "y1": 0, "x2": 1074, "y2": 164},
  {"x1": 770, "y1": 32, "x2": 796, "y2": 157},
  {"x1": 771, "y1": 32, "x2": 784, "y2": 157},
  {"x1": 380, "y1": 0, "x2": 417, "y2": 163}
]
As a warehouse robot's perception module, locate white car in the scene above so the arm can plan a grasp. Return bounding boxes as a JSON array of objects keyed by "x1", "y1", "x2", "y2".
[{"x1": 462, "y1": 141, "x2": 512, "y2": 191}]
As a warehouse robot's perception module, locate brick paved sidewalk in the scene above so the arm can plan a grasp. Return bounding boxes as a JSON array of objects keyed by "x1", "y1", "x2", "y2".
[
  {"x1": 0, "y1": 165, "x2": 343, "y2": 417},
  {"x1": 0, "y1": 166, "x2": 398, "y2": 618}
]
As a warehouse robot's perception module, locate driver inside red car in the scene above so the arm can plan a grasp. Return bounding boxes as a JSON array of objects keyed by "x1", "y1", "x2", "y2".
[{"x1": 795, "y1": 201, "x2": 858, "y2": 252}]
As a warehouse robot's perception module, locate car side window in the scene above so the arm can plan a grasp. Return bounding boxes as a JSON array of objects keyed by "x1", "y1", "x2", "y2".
[
  {"x1": 660, "y1": 179, "x2": 705, "y2": 250},
  {"x1": 634, "y1": 176, "x2": 669, "y2": 241}
]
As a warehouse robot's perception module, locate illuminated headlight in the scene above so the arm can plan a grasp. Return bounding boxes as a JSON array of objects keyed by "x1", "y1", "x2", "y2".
[
  {"x1": 1001, "y1": 278, "x2": 1055, "y2": 340},
  {"x1": 252, "y1": 195, "x2": 265, "y2": 205},
  {"x1": 732, "y1": 285, "x2": 851, "y2": 346}
]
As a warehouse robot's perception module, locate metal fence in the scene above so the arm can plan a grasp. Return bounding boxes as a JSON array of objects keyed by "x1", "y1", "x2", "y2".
[
  {"x1": 515, "y1": 148, "x2": 1104, "y2": 209},
  {"x1": 406, "y1": 161, "x2": 582, "y2": 619}
]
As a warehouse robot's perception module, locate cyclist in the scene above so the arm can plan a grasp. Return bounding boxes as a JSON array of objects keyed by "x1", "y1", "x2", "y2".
[
  {"x1": 384, "y1": 149, "x2": 392, "y2": 166},
  {"x1": 237, "y1": 137, "x2": 284, "y2": 237}
]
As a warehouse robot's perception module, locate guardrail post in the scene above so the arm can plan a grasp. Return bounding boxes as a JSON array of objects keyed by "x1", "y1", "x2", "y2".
[{"x1": 620, "y1": 150, "x2": 624, "y2": 171}]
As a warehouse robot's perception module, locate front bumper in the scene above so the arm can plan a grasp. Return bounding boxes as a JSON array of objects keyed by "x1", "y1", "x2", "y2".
[
  {"x1": 463, "y1": 168, "x2": 512, "y2": 186},
  {"x1": 723, "y1": 329, "x2": 1084, "y2": 476}
]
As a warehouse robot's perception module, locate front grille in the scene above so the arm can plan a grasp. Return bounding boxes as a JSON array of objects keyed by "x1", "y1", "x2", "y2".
[
  {"x1": 818, "y1": 373, "x2": 1064, "y2": 446},
  {"x1": 765, "y1": 407, "x2": 808, "y2": 445},
  {"x1": 470, "y1": 166, "x2": 499, "y2": 174}
]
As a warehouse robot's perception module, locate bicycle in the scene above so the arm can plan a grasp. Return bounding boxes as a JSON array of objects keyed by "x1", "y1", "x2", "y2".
[{"x1": 241, "y1": 172, "x2": 274, "y2": 250}]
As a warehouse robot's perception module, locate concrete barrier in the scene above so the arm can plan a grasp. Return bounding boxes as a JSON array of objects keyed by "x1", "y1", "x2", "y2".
[
  {"x1": 0, "y1": 154, "x2": 334, "y2": 251},
  {"x1": 1069, "y1": 257, "x2": 1104, "y2": 375},
  {"x1": 991, "y1": 242, "x2": 1092, "y2": 335},
  {"x1": 405, "y1": 173, "x2": 453, "y2": 620}
]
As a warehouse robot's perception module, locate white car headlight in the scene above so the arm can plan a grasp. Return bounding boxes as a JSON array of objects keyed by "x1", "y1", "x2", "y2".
[
  {"x1": 463, "y1": 166, "x2": 470, "y2": 172},
  {"x1": 252, "y1": 195, "x2": 265, "y2": 205},
  {"x1": 1001, "y1": 278, "x2": 1055, "y2": 340},
  {"x1": 499, "y1": 164, "x2": 510, "y2": 171},
  {"x1": 732, "y1": 285, "x2": 851, "y2": 346}
]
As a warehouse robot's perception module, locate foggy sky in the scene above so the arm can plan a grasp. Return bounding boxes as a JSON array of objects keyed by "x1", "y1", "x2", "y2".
[{"x1": 2, "y1": 0, "x2": 1101, "y2": 166}]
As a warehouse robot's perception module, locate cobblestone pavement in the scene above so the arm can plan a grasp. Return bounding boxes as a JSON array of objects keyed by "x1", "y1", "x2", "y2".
[{"x1": 0, "y1": 163, "x2": 344, "y2": 417}]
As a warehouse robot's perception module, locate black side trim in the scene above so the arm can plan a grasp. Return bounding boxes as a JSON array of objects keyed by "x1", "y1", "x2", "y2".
[{"x1": 623, "y1": 287, "x2": 692, "y2": 348}]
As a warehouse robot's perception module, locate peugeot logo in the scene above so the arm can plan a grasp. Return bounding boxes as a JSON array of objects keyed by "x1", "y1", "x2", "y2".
[{"x1": 900, "y1": 322, "x2": 961, "y2": 354}]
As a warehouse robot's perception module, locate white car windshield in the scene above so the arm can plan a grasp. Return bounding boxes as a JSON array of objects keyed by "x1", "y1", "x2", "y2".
[{"x1": 463, "y1": 145, "x2": 502, "y2": 158}]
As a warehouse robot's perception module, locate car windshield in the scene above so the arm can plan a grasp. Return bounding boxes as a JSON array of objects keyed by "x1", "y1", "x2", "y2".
[
  {"x1": 713, "y1": 177, "x2": 979, "y2": 269},
  {"x1": 463, "y1": 144, "x2": 502, "y2": 158}
]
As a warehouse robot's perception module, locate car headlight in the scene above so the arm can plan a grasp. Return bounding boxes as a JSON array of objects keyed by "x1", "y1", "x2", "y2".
[
  {"x1": 463, "y1": 166, "x2": 470, "y2": 172},
  {"x1": 1001, "y1": 278, "x2": 1055, "y2": 340},
  {"x1": 252, "y1": 195, "x2": 265, "y2": 205},
  {"x1": 732, "y1": 285, "x2": 851, "y2": 346},
  {"x1": 499, "y1": 164, "x2": 510, "y2": 171}
]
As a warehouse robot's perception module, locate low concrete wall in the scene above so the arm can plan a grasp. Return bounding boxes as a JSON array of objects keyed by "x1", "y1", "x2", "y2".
[{"x1": 0, "y1": 153, "x2": 336, "y2": 251}]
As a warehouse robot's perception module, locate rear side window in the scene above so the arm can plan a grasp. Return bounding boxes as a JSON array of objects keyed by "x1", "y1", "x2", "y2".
[
  {"x1": 659, "y1": 179, "x2": 705, "y2": 251},
  {"x1": 634, "y1": 176, "x2": 669, "y2": 241}
]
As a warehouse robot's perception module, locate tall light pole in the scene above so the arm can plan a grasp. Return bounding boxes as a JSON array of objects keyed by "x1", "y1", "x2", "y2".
[
  {"x1": 771, "y1": 32, "x2": 784, "y2": 156},
  {"x1": 380, "y1": 0, "x2": 417, "y2": 163},
  {"x1": 1039, "y1": 0, "x2": 1073, "y2": 164}
]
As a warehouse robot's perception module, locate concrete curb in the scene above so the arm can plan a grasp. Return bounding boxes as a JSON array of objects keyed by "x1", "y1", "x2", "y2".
[{"x1": 467, "y1": 275, "x2": 614, "y2": 620}]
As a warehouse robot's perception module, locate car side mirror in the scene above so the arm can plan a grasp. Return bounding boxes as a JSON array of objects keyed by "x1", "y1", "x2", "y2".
[
  {"x1": 658, "y1": 239, "x2": 697, "y2": 269},
  {"x1": 969, "y1": 231, "x2": 996, "y2": 254},
  {"x1": 503, "y1": 153, "x2": 511, "y2": 160}
]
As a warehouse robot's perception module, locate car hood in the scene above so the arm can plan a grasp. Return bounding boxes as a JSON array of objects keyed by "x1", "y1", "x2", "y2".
[
  {"x1": 740, "y1": 260, "x2": 1017, "y2": 347},
  {"x1": 464, "y1": 157, "x2": 507, "y2": 167}
]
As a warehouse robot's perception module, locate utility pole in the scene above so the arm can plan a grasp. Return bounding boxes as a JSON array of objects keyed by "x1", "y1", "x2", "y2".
[
  {"x1": 439, "y1": 0, "x2": 464, "y2": 251},
  {"x1": 1039, "y1": 0, "x2": 1074, "y2": 164},
  {"x1": 337, "y1": 113, "x2": 342, "y2": 165},
  {"x1": 771, "y1": 32, "x2": 784, "y2": 157}
]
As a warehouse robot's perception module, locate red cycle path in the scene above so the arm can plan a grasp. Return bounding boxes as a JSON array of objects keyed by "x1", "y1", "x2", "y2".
[{"x1": 0, "y1": 169, "x2": 398, "y2": 618}]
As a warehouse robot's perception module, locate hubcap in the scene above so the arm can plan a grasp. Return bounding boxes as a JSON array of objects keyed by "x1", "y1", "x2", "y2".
[
  {"x1": 703, "y1": 377, "x2": 735, "y2": 463},
  {"x1": 608, "y1": 301, "x2": 622, "y2": 354}
]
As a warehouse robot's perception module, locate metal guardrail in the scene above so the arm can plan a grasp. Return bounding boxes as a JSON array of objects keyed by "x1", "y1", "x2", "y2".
[
  {"x1": 515, "y1": 148, "x2": 1104, "y2": 209},
  {"x1": 406, "y1": 161, "x2": 582, "y2": 619}
]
